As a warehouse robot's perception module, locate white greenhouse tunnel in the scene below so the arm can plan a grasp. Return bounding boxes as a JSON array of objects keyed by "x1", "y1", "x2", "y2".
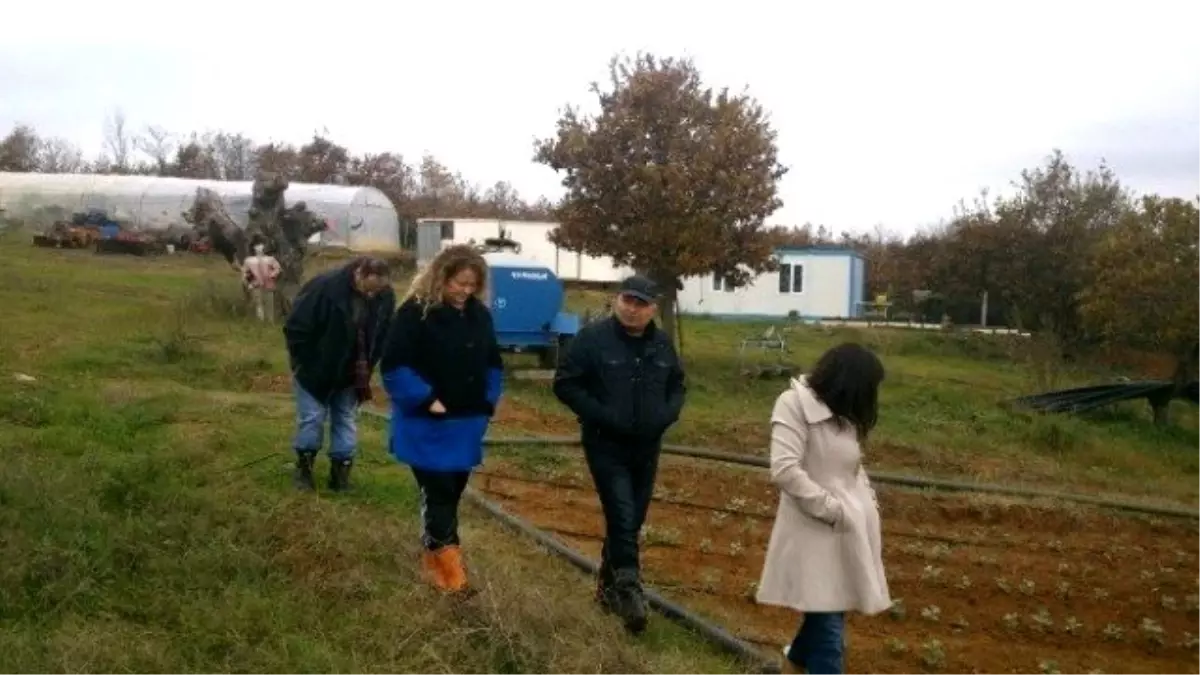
[{"x1": 0, "y1": 171, "x2": 402, "y2": 252}]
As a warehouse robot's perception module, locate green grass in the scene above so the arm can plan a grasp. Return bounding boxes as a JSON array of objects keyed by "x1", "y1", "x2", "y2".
[{"x1": 0, "y1": 237, "x2": 740, "y2": 673}]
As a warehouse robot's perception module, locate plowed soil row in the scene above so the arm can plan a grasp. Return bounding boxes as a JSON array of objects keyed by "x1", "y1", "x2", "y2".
[{"x1": 473, "y1": 456, "x2": 1200, "y2": 674}]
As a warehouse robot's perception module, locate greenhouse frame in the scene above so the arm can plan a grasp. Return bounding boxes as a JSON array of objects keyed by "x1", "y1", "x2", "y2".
[{"x1": 0, "y1": 171, "x2": 401, "y2": 251}]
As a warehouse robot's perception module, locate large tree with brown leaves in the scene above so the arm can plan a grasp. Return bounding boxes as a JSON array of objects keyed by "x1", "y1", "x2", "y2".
[
  {"x1": 1079, "y1": 195, "x2": 1200, "y2": 424},
  {"x1": 534, "y1": 53, "x2": 787, "y2": 342}
]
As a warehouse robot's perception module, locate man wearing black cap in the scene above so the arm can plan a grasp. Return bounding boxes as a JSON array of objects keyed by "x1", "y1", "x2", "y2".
[{"x1": 553, "y1": 273, "x2": 687, "y2": 634}]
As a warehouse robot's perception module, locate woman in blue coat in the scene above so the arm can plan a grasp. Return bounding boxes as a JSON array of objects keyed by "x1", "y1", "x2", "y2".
[{"x1": 380, "y1": 244, "x2": 504, "y2": 593}]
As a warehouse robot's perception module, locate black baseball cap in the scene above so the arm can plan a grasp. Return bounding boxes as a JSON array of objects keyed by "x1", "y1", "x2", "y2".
[{"x1": 619, "y1": 274, "x2": 660, "y2": 303}]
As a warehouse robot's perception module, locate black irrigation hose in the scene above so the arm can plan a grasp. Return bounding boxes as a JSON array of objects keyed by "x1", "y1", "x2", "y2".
[
  {"x1": 474, "y1": 434, "x2": 1200, "y2": 520},
  {"x1": 462, "y1": 486, "x2": 779, "y2": 674},
  {"x1": 359, "y1": 409, "x2": 1198, "y2": 519}
]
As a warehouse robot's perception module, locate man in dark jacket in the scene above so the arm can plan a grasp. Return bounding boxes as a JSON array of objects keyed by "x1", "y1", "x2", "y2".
[
  {"x1": 283, "y1": 257, "x2": 395, "y2": 492},
  {"x1": 552, "y1": 274, "x2": 686, "y2": 634}
]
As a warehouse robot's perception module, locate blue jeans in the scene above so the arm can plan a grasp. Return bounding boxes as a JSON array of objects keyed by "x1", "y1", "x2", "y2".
[
  {"x1": 292, "y1": 378, "x2": 358, "y2": 460},
  {"x1": 787, "y1": 612, "x2": 845, "y2": 674}
]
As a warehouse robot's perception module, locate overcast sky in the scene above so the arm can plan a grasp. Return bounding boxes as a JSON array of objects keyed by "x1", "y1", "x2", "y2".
[{"x1": 2, "y1": 0, "x2": 1196, "y2": 236}]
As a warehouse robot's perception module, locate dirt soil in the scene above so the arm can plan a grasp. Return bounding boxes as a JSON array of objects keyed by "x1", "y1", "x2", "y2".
[{"x1": 473, "y1": 455, "x2": 1200, "y2": 674}]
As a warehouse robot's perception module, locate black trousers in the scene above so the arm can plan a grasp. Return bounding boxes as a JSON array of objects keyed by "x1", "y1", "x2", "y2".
[
  {"x1": 411, "y1": 467, "x2": 471, "y2": 550},
  {"x1": 584, "y1": 442, "x2": 661, "y2": 583}
]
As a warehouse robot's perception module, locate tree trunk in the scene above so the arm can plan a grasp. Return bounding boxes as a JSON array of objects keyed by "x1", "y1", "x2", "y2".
[
  {"x1": 1151, "y1": 342, "x2": 1200, "y2": 427},
  {"x1": 674, "y1": 298, "x2": 686, "y2": 359},
  {"x1": 658, "y1": 284, "x2": 678, "y2": 346}
]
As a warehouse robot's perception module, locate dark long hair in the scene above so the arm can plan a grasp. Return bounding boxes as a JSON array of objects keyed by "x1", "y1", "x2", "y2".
[{"x1": 805, "y1": 342, "x2": 885, "y2": 441}]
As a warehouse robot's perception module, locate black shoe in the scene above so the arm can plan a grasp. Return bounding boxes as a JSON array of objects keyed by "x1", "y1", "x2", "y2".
[
  {"x1": 293, "y1": 450, "x2": 316, "y2": 491},
  {"x1": 329, "y1": 457, "x2": 353, "y2": 492},
  {"x1": 612, "y1": 568, "x2": 648, "y2": 635}
]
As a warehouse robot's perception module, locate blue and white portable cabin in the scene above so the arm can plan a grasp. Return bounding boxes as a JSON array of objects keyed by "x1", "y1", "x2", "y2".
[
  {"x1": 677, "y1": 246, "x2": 867, "y2": 321},
  {"x1": 482, "y1": 250, "x2": 581, "y2": 367}
]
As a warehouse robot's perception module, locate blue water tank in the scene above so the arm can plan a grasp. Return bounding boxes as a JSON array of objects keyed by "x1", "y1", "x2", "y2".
[{"x1": 483, "y1": 251, "x2": 579, "y2": 350}]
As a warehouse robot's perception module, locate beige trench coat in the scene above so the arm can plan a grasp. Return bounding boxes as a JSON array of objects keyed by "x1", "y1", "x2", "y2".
[{"x1": 755, "y1": 376, "x2": 891, "y2": 615}]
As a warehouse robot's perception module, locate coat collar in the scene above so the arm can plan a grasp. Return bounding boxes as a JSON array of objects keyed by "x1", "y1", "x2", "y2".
[{"x1": 791, "y1": 375, "x2": 834, "y2": 423}]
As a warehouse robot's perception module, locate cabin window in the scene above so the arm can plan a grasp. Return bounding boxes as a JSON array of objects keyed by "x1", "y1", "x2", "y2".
[
  {"x1": 712, "y1": 274, "x2": 735, "y2": 293},
  {"x1": 778, "y1": 263, "x2": 804, "y2": 293}
]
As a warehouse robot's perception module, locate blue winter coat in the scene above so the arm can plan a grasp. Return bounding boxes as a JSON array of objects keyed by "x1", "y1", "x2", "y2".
[{"x1": 379, "y1": 297, "x2": 504, "y2": 472}]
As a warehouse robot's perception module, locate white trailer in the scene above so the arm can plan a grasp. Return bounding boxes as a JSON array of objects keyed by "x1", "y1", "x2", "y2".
[{"x1": 415, "y1": 217, "x2": 633, "y2": 284}]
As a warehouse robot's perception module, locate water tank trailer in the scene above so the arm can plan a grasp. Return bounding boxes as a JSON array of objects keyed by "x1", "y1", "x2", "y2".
[{"x1": 481, "y1": 249, "x2": 581, "y2": 368}]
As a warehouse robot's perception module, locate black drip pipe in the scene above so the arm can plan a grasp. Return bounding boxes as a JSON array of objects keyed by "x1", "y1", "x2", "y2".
[
  {"x1": 358, "y1": 410, "x2": 1197, "y2": 519},
  {"x1": 462, "y1": 486, "x2": 779, "y2": 673}
]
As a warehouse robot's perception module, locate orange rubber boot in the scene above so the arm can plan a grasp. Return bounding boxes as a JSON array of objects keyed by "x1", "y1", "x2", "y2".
[
  {"x1": 421, "y1": 550, "x2": 453, "y2": 591},
  {"x1": 437, "y1": 545, "x2": 469, "y2": 592}
]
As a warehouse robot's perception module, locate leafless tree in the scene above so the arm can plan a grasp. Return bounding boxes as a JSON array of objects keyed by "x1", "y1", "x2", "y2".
[
  {"x1": 136, "y1": 125, "x2": 175, "y2": 175},
  {"x1": 37, "y1": 137, "x2": 85, "y2": 173},
  {"x1": 103, "y1": 109, "x2": 133, "y2": 173}
]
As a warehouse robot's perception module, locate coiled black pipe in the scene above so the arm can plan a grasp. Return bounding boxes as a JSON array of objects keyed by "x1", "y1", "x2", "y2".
[
  {"x1": 359, "y1": 410, "x2": 1197, "y2": 519},
  {"x1": 462, "y1": 487, "x2": 778, "y2": 673}
]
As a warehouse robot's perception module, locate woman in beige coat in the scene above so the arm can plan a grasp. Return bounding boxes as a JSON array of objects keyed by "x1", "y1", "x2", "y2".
[{"x1": 756, "y1": 343, "x2": 891, "y2": 674}]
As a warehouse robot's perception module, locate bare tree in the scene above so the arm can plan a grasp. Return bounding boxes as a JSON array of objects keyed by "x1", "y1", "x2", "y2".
[
  {"x1": 37, "y1": 137, "x2": 85, "y2": 173},
  {"x1": 103, "y1": 109, "x2": 133, "y2": 173},
  {"x1": 136, "y1": 125, "x2": 175, "y2": 175}
]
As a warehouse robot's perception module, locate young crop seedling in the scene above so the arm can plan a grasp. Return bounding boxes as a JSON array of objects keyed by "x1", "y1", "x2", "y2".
[
  {"x1": 1063, "y1": 616, "x2": 1084, "y2": 636},
  {"x1": 995, "y1": 577, "x2": 1013, "y2": 594},
  {"x1": 709, "y1": 511, "x2": 730, "y2": 526},
  {"x1": 1029, "y1": 608, "x2": 1054, "y2": 633},
  {"x1": 950, "y1": 616, "x2": 970, "y2": 632},
  {"x1": 742, "y1": 580, "x2": 758, "y2": 600},
  {"x1": 919, "y1": 639, "x2": 946, "y2": 670},
  {"x1": 1038, "y1": 659, "x2": 1062, "y2": 674},
  {"x1": 728, "y1": 540, "x2": 745, "y2": 557},
  {"x1": 1160, "y1": 595, "x2": 1178, "y2": 611},
  {"x1": 954, "y1": 574, "x2": 972, "y2": 591},
  {"x1": 888, "y1": 598, "x2": 907, "y2": 621},
  {"x1": 1019, "y1": 578, "x2": 1036, "y2": 596},
  {"x1": 920, "y1": 565, "x2": 943, "y2": 584},
  {"x1": 698, "y1": 538, "x2": 714, "y2": 554},
  {"x1": 1055, "y1": 581, "x2": 1071, "y2": 600},
  {"x1": 642, "y1": 525, "x2": 683, "y2": 546},
  {"x1": 1182, "y1": 632, "x2": 1199, "y2": 650},
  {"x1": 885, "y1": 637, "x2": 908, "y2": 655},
  {"x1": 1091, "y1": 587, "x2": 1110, "y2": 601},
  {"x1": 1186, "y1": 594, "x2": 1200, "y2": 612},
  {"x1": 920, "y1": 605, "x2": 942, "y2": 623},
  {"x1": 1102, "y1": 623, "x2": 1124, "y2": 642},
  {"x1": 1046, "y1": 539, "x2": 1064, "y2": 553},
  {"x1": 698, "y1": 568, "x2": 722, "y2": 593},
  {"x1": 1002, "y1": 613, "x2": 1021, "y2": 632},
  {"x1": 928, "y1": 543, "x2": 952, "y2": 560},
  {"x1": 1139, "y1": 617, "x2": 1166, "y2": 646}
]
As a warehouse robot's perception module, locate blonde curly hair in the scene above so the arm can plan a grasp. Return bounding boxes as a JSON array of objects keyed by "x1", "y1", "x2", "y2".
[{"x1": 403, "y1": 244, "x2": 489, "y2": 311}]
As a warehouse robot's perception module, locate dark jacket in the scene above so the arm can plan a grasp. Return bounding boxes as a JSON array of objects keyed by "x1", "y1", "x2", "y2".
[
  {"x1": 380, "y1": 296, "x2": 504, "y2": 471},
  {"x1": 282, "y1": 265, "x2": 396, "y2": 403},
  {"x1": 553, "y1": 316, "x2": 686, "y2": 448}
]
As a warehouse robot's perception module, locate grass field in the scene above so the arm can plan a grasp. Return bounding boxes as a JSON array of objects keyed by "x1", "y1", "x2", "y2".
[
  {"x1": 1, "y1": 235, "x2": 1196, "y2": 673},
  {"x1": 0, "y1": 237, "x2": 737, "y2": 673}
]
